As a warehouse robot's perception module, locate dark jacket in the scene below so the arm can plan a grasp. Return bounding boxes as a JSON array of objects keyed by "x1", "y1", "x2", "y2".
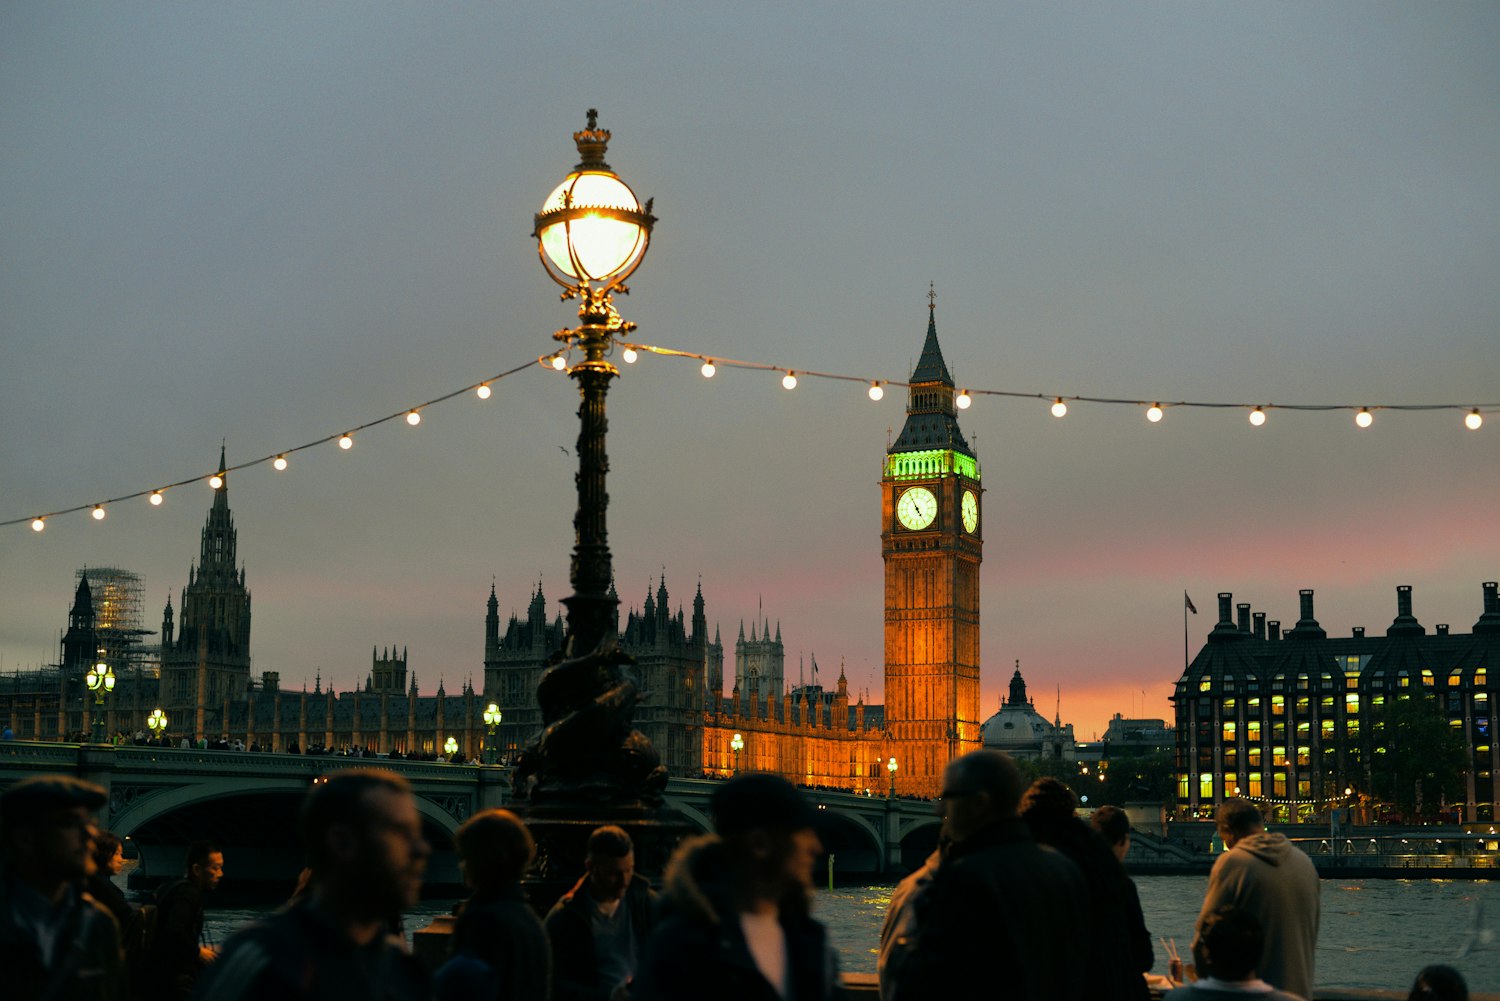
[
  {"x1": 85, "y1": 874, "x2": 134, "y2": 934},
  {"x1": 190, "y1": 898, "x2": 425, "y2": 1001},
  {"x1": 894, "y1": 818, "x2": 1089, "y2": 1001},
  {"x1": 0, "y1": 870, "x2": 124, "y2": 1001},
  {"x1": 544, "y1": 873, "x2": 656, "y2": 1001},
  {"x1": 1025, "y1": 813, "x2": 1145, "y2": 1001},
  {"x1": 633, "y1": 835, "x2": 843, "y2": 1001},
  {"x1": 152, "y1": 879, "x2": 206, "y2": 1001},
  {"x1": 450, "y1": 883, "x2": 551, "y2": 1001}
]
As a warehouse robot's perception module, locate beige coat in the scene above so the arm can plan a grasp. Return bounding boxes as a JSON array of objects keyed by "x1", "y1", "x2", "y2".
[{"x1": 1192, "y1": 832, "x2": 1320, "y2": 1000}]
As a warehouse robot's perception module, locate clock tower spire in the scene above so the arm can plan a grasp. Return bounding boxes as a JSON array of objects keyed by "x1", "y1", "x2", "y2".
[{"x1": 881, "y1": 294, "x2": 982, "y2": 797}]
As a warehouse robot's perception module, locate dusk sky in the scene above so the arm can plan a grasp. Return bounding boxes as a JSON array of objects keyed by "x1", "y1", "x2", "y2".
[{"x1": 3, "y1": 4, "x2": 1497, "y2": 740}]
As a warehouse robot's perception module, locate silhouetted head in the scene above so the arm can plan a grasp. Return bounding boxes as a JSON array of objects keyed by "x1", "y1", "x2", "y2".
[
  {"x1": 712, "y1": 773, "x2": 824, "y2": 908},
  {"x1": 940, "y1": 750, "x2": 1025, "y2": 844},
  {"x1": 92, "y1": 830, "x2": 124, "y2": 876},
  {"x1": 1198, "y1": 906, "x2": 1265, "y2": 982},
  {"x1": 455, "y1": 809, "x2": 534, "y2": 892},
  {"x1": 1408, "y1": 964, "x2": 1468, "y2": 1001},
  {"x1": 1090, "y1": 804, "x2": 1131, "y2": 862},
  {"x1": 301, "y1": 768, "x2": 429, "y2": 915},
  {"x1": 184, "y1": 840, "x2": 224, "y2": 891},
  {"x1": 1215, "y1": 798, "x2": 1266, "y2": 848},
  {"x1": 585, "y1": 825, "x2": 634, "y2": 903}
]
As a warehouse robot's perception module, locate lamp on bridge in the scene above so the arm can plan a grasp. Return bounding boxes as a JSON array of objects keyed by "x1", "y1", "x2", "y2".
[
  {"x1": 443, "y1": 736, "x2": 459, "y2": 762},
  {"x1": 147, "y1": 707, "x2": 167, "y2": 745},
  {"x1": 887, "y1": 756, "x2": 898, "y2": 800},
  {"x1": 731, "y1": 732, "x2": 744, "y2": 775},
  {"x1": 85, "y1": 661, "x2": 115, "y2": 743},
  {"x1": 483, "y1": 703, "x2": 502, "y2": 766}
]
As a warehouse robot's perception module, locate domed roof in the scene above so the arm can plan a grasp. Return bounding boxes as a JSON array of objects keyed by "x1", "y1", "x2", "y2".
[{"x1": 981, "y1": 663, "x2": 1062, "y2": 749}]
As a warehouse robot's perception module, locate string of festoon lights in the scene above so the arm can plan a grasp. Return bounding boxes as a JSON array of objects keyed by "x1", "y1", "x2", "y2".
[
  {"x1": 614, "y1": 340, "x2": 1497, "y2": 431},
  {"x1": 9, "y1": 339, "x2": 1496, "y2": 533}
]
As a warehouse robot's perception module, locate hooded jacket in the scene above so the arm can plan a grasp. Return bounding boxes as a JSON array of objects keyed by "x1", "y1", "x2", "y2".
[
  {"x1": 632, "y1": 835, "x2": 842, "y2": 1001},
  {"x1": 1191, "y1": 832, "x2": 1320, "y2": 1000}
]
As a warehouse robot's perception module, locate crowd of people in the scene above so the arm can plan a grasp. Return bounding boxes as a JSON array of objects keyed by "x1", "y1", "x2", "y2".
[{"x1": 0, "y1": 750, "x2": 1475, "y2": 1001}]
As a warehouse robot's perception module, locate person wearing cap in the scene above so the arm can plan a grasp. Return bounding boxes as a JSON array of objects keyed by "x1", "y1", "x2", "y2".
[
  {"x1": 893, "y1": 750, "x2": 1089, "y2": 1001},
  {"x1": 0, "y1": 774, "x2": 125, "y2": 1001},
  {"x1": 634, "y1": 772, "x2": 841, "y2": 1001}
]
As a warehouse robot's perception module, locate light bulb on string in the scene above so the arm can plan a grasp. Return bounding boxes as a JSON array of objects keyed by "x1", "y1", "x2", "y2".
[
  {"x1": 406, "y1": 410, "x2": 421, "y2": 426},
  {"x1": 1249, "y1": 407, "x2": 1266, "y2": 427},
  {"x1": 31, "y1": 517, "x2": 44, "y2": 533},
  {"x1": 956, "y1": 389, "x2": 971, "y2": 410},
  {"x1": 273, "y1": 455, "x2": 288, "y2": 471},
  {"x1": 476, "y1": 383, "x2": 492, "y2": 399},
  {"x1": 339, "y1": 434, "x2": 354, "y2": 450},
  {"x1": 701, "y1": 360, "x2": 716, "y2": 378},
  {"x1": 1355, "y1": 408, "x2": 1373, "y2": 428},
  {"x1": 868, "y1": 382, "x2": 884, "y2": 401},
  {"x1": 1146, "y1": 404, "x2": 1164, "y2": 423},
  {"x1": 92, "y1": 505, "x2": 106, "y2": 521},
  {"x1": 209, "y1": 474, "x2": 223, "y2": 490},
  {"x1": 782, "y1": 371, "x2": 798, "y2": 390},
  {"x1": 621, "y1": 347, "x2": 638, "y2": 364},
  {"x1": 150, "y1": 491, "x2": 164, "y2": 506},
  {"x1": 1465, "y1": 409, "x2": 1483, "y2": 430},
  {"x1": 1051, "y1": 398, "x2": 1068, "y2": 418},
  {"x1": 551, "y1": 354, "x2": 568, "y2": 371}
]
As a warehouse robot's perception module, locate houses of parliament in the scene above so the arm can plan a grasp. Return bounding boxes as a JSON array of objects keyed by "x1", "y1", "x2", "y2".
[{"x1": 1, "y1": 309, "x2": 985, "y2": 796}]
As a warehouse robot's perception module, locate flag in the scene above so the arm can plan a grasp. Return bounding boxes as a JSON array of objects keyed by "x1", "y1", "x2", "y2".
[{"x1": 1185, "y1": 591, "x2": 1198, "y2": 615}]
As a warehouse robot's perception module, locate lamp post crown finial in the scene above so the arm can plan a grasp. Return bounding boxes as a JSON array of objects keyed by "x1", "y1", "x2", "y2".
[{"x1": 573, "y1": 108, "x2": 612, "y2": 170}]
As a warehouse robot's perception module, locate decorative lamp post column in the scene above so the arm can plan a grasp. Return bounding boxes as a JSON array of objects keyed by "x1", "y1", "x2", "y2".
[
  {"x1": 444, "y1": 736, "x2": 459, "y2": 763},
  {"x1": 483, "y1": 703, "x2": 502, "y2": 766},
  {"x1": 86, "y1": 661, "x2": 116, "y2": 744},
  {"x1": 147, "y1": 707, "x2": 168, "y2": 746},
  {"x1": 516, "y1": 109, "x2": 663, "y2": 807},
  {"x1": 731, "y1": 732, "x2": 744, "y2": 775},
  {"x1": 888, "y1": 756, "x2": 899, "y2": 800}
]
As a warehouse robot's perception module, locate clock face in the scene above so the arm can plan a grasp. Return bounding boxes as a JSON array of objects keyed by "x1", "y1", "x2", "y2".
[
  {"x1": 897, "y1": 486, "x2": 938, "y2": 531},
  {"x1": 962, "y1": 490, "x2": 979, "y2": 533}
]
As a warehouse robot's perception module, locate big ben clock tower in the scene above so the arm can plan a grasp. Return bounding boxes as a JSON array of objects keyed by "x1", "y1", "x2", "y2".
[{"x1": 882, "y1": 295, "x2": 982, "y2": 797}]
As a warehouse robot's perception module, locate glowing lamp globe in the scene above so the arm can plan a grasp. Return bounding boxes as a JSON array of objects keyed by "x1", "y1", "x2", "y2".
[
  {"x1": 1465, "y1": 409, "x2": 1482, "y2": 430},
  {"x1": 534, "y1": 110, "x2": 655, "y2": 292}
]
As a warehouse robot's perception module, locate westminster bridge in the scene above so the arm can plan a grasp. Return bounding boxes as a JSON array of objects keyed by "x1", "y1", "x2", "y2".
[{"x1": 0, "y1": 741, "x2": 941, "y2": 885}]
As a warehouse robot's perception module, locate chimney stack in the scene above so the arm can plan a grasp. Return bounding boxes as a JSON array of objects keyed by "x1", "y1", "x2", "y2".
[
  {"x1": 1436, "y1": 624, "x2": 1450, "y2": 636},
  {"x1": 1387, "y1": 584, "x2": 1425, "y2": 636},
  {"x1": 1217, "y1": 593, "x2": 1233, "y2": 624},
  {"x1": 1476, "y1": 582, "x2": 1500, "y2": 635},
  {"x1": 1268, "y1": 620, "x2": 1281, "y2": 641},
  {"x1": 1237, "y1": 603, "x2": 1252, "y2": 633},
  {"x1": 1253, "y1": 612, "x2": 1266, "y2": 641},
  {"x1": 1352, "y1": 627, "x2": 1365, "y2": 639},
  {"x1": 1289, "y1": 589, "x2": 1326, "y2": 639}
]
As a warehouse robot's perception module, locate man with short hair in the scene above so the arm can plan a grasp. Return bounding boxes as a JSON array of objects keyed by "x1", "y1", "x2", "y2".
[
  {"x1": 1168, "y1": 907, "x2": 1306, "y2": 1001},
  {"x1": 634, "y1": 772, "x2": 841, "y2": 1001},
  {"x1": 153, "y1": 839, "x2": 223, "y2": 1000},
  {"x1": 895, "y1": 750, "x2": 1089, "y2": 1001},
  {"x1": 0, "y1": 775, "x2": 124, "y2": 1001},
  {"x1": 1191, "y1": 798, "x2": 1319, "y2": 1000},
  {"x1": 546, "y1": 825, "x2": 657, "y2": 1001},
  {"x1": 195, "y1": 768, "x2": 429, "y2": 1001}
]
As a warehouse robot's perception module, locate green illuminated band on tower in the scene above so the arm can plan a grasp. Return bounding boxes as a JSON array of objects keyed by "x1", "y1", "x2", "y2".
[{"x1": 884, "y1": 449, "x2": 980, "y2": 481}]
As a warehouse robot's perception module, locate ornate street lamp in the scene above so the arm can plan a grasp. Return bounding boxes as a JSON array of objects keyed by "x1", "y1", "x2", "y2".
[
  {"x1": 483, "y1": 703, "x2": 502, "y2": 766},
  {"x1": 147, "y1": 707, "x2": 168, "y2": 745},
  {"x1": 731, "y1": 732, "x2": 744, "y2": 775},
  {"x1": 85, "y1": 661, "x2": 116, "y2": 743},
  {"x1": 887, "y1": 756, "x2": 899, "y2": 799},
  {"x1": 443, "y1": 736, "x2": 459, "y2": 762},
  {"x1": 515, "y1": 109, "x2": 664, "y2": 808}
]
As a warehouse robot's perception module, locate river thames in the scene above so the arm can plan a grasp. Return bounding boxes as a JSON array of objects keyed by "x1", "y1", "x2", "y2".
[{"x1": 195, "y1": 874, "x2": 1498, "y2": 994}]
